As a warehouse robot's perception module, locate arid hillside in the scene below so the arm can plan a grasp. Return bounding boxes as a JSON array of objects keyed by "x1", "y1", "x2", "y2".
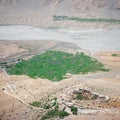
[{"x1": 0, "y1": 0, "x2": 120, "y2": 27}]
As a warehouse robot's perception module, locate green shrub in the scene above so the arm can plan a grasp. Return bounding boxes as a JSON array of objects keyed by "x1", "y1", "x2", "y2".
[
  {"x1": 70, "y1": 106, "x2": 78, "y2": 115},
  {"x1": 29, "y1": 101, "x2": 41, "y2": 107},
  {"x1": 43, "y1": 97, "x2": 58, "y2": 109},
  {"x1": 41, "y1": 108, "x2": 59, "y2": 120},
  {"x1": 59, "y1": 110, "x2": 69, "y2": 118},
  {"x1": 41, "y1": 108, "x2": 69, "y2": 120},
  {"x1": 43, "y1": 104, "x2": 51, "y2": 109},
  {"x1": 76, "y1": 94, "x2": 86, "y2": 100}
]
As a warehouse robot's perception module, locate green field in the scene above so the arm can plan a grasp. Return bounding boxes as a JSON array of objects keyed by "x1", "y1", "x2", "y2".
[
  {"x1": 53, "y1": 15, "x2": 120, "y2": 23},
  {"x1": 111, "y1": 54, "x2": 120, "y2": 57},
  {"x1": 7, "y1": 51, "x2": 108, "y2": 81}
]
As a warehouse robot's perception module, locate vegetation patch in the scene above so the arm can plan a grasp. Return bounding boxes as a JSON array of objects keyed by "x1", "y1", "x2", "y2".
[
  {"x1": 24, "y1": 97, "x2": 69, "y2": 119},
  {"x1": 70, "y1": 106, "x2": 78, "y2": 115},
  {"x1": 29, "y1": 101, "x2": 42, "y2": 107},
  {"x1": 53, "y1": 15, "x2": 120, "y2": 23},
  {"x1": 7, "y1": 51, "x2": 108, "y2": 81},
  {"x1": 76, "y1": 94, "x2": 87, "y2": 100},
  {"x1": 111, "y1": 54, "x2": 120, "y2": 57},
  {"x1": 30, "y1": 97, "x2": 58, "y2": 109},
  {"x1": 41, "y1": 108, "x2": 69, "y2": 120}
]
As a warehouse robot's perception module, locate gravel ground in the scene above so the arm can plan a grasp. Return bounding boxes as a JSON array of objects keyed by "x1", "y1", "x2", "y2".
[{"x1": 0, "y1": 25, "x2": 120, "y2": 51}]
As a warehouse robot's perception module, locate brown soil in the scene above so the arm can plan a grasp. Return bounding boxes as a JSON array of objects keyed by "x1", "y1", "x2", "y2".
[{"x1": 92, "y1": 51, "x2": 120, "y2": 68}]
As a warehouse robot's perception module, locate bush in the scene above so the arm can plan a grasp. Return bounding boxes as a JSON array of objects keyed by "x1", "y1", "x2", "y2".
[
  {"x1": 43, "y1": 104, "x2": 51, "y2": 109},
  {"x1": 41, "y1": 109, "x2": 58, "y2": 120},
  {"x1": 59, "y1": 110, "x2": 69, "y2": 118},
  {"x1": 70, "y1": 106, "x2": 78, "y2": 115},
  {"x1": 29, "y1": 101, "x2": 41, "y2": 107},
  {"x1": 76, "y1": 94, "x2": 86, "y2": 100},
  {"x1": 43, "y1": 97, "x2": 58, "y2": 109},
  {"x1": 41, "y1": 108, "x2": 69, "y2": 120}
]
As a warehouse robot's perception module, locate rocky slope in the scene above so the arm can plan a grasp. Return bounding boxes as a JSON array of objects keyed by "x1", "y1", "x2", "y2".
[{"x1": 0, "y1": 0, "x2": 120, "y2": 27}]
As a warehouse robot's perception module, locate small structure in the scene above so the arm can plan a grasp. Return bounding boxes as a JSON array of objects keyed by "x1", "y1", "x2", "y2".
[
  {"x1": 73, "y1": 87, "x2": 110, "y2": 101},
  {"x1": 63, "y1": 73, "x2": 72, "y2": 79}
]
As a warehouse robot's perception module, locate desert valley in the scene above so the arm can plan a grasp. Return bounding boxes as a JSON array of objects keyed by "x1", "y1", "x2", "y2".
[{"x1": 0, "y1": 0, "x2": 120, "y2": 120}]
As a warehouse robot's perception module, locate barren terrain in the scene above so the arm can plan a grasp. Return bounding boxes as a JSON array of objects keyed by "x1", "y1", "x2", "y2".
[{"x1": 0, "y1": 0, "x2": 120, "y2": 28}]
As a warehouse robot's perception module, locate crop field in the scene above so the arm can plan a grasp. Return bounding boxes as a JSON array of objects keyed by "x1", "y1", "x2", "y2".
[{"x1": 7, "y1": 51, "x2": 108, "y2": 81}]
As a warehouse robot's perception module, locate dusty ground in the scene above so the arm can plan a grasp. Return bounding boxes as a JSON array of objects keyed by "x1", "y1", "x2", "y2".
[
  {"x1": 0, "y1": 26, "x2": 120, "y2": 51},
  {"x1": 0, "y1": 0, "x2": 120, "y2": 28},
  {"x1": 0, "y1": 40, "x2": 120, "y2": 120}
]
